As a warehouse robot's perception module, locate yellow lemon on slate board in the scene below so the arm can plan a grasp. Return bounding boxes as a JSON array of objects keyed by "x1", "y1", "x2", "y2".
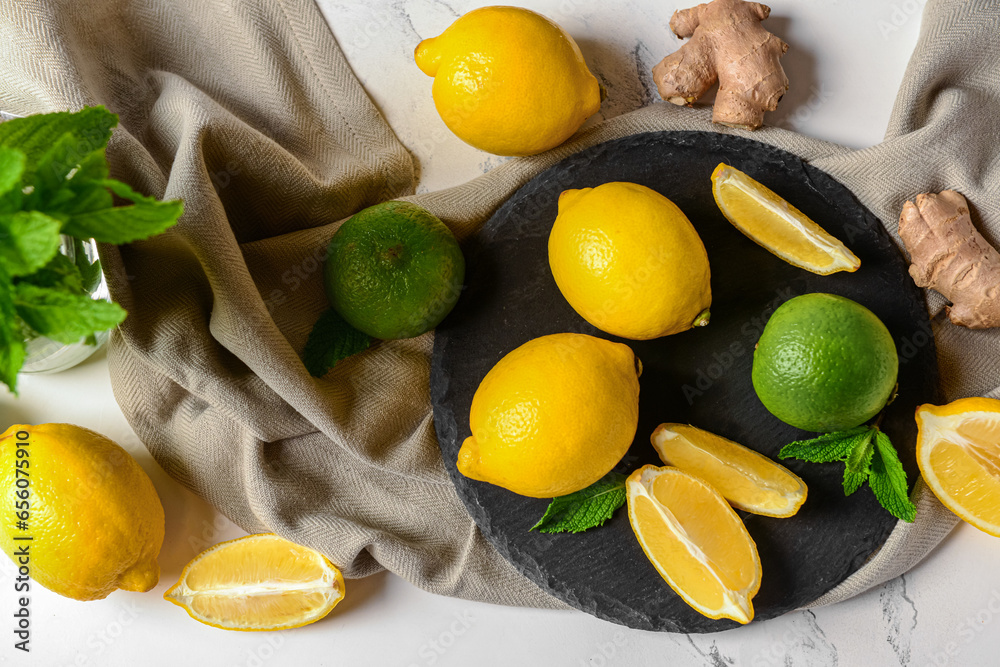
[
  {"x1": 414, "y1": 6, "x2": 602, "y2": 156},
  {"x1": 458, "y1": 333, "x2": 641, "y2": 498},
  {"x1": 548, "y1": 182, "x2": 712, "y2": 340},
  {"x1": 627, "y1": 465, "x2": 761, "y2": 624},
  {"x1": 711, "y1": 163, "x2": 861, "y2": 275},
  {"x1": 0, "y1": 423, "x2": 164, "y2": 601},
  {"x1": 916, "y1": 398, "x2": 1000, "y2": 536},
  {"x1": 165, "y1": 534, "x2": 345, "y2": 631},
  {"x1": 651, "y1": 423, "x2": 807, "y2": 518}
]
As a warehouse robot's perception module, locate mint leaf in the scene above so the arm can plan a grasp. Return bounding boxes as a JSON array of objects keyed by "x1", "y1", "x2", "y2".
[
  {"x1": 0, "y1": 147, "x2": 26, "y2": 197},
  {"x1": 869, "y1": 431, "x2": 916, "y2": 523},
  {"x1": 779, "y1": 426, "x2": 870, "y2": 463},
  {"x1": 13, "y1": 282, "x2": 125, "y2": 344},
  {"x1": 0, "y1": 211, "x2": 62, "y2": 276},
  {"x1": 71, "y1": 238, "x2": 103, "y2": 293},
  {"x1": 0, "y1": 268, "x2": 25, "y2": 394},
  {"x1": 302, "y1": 308, "x2": 372, "y2": 377},
  {"x1": 0, "y1": 106, "x2": 115, "y2": 176},
  {"x1": 30, "y1": 132, "x2": 97, "y2": 200},
  {"x1": 531, "y1": 472, "x2": 627, "y2": 534},
  {"x1": 61, "y1": 178, "x2": 183, "y2": 243},
  {"x1": 40, "y1": 151, "x2": 113, "y2": 217},
  {"x1": 19, "y1": 253, "x2": 84, "y2": 293},
  {"x1": 843, "y1": 429, "x2": 876, "y2": 495}
]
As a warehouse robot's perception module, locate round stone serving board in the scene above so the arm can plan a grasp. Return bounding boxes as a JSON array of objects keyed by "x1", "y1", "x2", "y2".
[{"x1": 429, "y1": 131, "x2": 939, "y2": 633}]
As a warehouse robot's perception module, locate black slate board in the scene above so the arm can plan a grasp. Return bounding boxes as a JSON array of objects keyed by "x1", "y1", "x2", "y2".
[{"x1": 430, "y1": 131, "x2": 939, "y2": 633}]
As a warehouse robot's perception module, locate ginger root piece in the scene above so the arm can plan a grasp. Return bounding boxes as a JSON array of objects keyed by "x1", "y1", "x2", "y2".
[
  {"x1": 652, "y1": 0, "x2": 788, "y2": 130},
  {"x1": 898, "y1": 190, "x2": 1000, "y2": 329}
]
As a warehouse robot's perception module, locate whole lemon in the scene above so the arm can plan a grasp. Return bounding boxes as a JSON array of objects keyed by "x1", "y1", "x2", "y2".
[
  {"x1": 414, "y1": 6, "x2": 602, "y2": 156},
  {"x1": 548, "y1": 182, "x2": 712, "y2": 340},
  {"x1": 0, "y1": 424, "x2": 164, "y2": 601},
  {"x1": 752, "y1": 293, "x2": 899, "y2": 432},
  {"x1": 458, "y1": 333, "x2": 641, "y2": 498}
]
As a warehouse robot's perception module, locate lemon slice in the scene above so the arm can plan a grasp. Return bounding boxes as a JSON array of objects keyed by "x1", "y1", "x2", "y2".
[
  {"x1": 651, "y1": 424, "x2": 807, "y2": 518},
  {"x1": 164, "y1": 534, "x2": 345, "y2": 631},
  {"x1": 626, "y1": 465, "x2": 761, "y2": 624},
  {"x1": 711, "y1": 163, "x2": 861, "y2": 275},
  {"x1": 916, "y1": 397, "x2": 1000, "y2": 536}
]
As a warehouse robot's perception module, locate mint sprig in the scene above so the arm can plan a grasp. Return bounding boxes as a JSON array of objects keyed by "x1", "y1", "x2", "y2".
[
  {"x1": 531, "y1": 471, "x2": 627, "y2": 534},
  {"x1": 302, "y1": 308, "x2": 372, "y2": 377},
  {"x1": 780, "y1": 425, "x2": 916, "y2": 522},
  {"x1": 0, "y1": 106, "x2": 183, "y2": 394}
]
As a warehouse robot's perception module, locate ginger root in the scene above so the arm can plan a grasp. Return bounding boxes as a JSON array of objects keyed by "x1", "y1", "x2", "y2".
[
  {"x1": 652, "y1": 0, "x2": 788, "y2": 130},
  {"x1": 898, "y1": 190, "x2": 1000, "y2": 329}
]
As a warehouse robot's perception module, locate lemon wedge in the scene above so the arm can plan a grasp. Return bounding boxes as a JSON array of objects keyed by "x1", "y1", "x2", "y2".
[
  {"x1": 711, "y1": 163, "x2": 860, "y2": 275},
  {"x1": 626, "y1": 465, "x2": 761, "y2": 624},
  {"x1": 917, "y1": 397, "x2": 1000, "y2": 536},
  {"x1": 651, "y1": 424, "x2": 807, "y2": 517},
  {"x1": 164, "y1": 534, "x2": 345, "y2": 631}
]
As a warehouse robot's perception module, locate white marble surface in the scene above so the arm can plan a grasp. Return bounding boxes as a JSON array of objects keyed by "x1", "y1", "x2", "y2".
[{"x1": 5, "y1": 1, "x2": 1000, "y2": 666}]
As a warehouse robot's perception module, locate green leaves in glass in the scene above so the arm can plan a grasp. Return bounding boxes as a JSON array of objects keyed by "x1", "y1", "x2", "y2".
[{"x1": 0, "y1": 106, "x2": 183, "y2": 393}]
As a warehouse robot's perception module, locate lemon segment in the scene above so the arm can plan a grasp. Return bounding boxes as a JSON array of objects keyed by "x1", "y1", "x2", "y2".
[
  {"x1": 711, "y1": 163, "x2": 860, "y2": 275},
  {"x1": 458, "y1": 333, "x2": 640, "y2": 498},
  {"x1": 414, "y1": 6, "x2": 601, "y2": 156},
  {"x1": 651, "y1": 424, "x2": 807, "y2": 517},
  {"x1": 626, "y1": 465, "x2": 760, "y2": 624},
  {"x1": 164, "y1": 534, "x2": 345, "y2": 631},
  {"x1": 548, "y1": 182, "x2": 712, "y2": 340},
  {"x1": 916, "y1": 398, "x2": 1000, "y2": 536}
]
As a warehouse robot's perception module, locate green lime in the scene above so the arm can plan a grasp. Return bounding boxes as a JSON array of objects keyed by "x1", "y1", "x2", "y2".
[
  {"x1": 752, "y1": 293, "x2": 898, "y2": 432},
  {"x1": 324, "y1": 201, "x2": 465, "y2": 339}
]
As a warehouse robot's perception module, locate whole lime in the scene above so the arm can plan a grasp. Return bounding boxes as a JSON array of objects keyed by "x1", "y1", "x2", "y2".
[
  {"x1": 752, "y1": 293, "x2": 898, "y2": 432},
  {"x1": 324, "y1": 202, "x2": 465, "y2": 339}
]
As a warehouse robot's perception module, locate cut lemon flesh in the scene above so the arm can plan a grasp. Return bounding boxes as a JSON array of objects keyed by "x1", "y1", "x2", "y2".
[
  {"x1": 164, "y1": 534, "x2": 345, "y2": 631},
  {"x1": 711, "y1": 163, "x2": 861, "y2": 275},
  {"x1": 651, "y1": 424, "x2": 807, "y2": 517},
  {"x1": 626, "y1": 465, "x2": 761, "y2": 623},
  {"x1": 916, "y1": 398, "x2": 1000, "y2": 536}
]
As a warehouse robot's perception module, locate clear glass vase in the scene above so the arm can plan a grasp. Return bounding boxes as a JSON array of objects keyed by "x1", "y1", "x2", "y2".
[{"x1": 20, "y1": 236, "x2": 111, "y2": 375}]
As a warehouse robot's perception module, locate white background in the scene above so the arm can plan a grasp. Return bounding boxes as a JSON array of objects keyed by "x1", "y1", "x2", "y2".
[{"x1": 6, "y1": 1, "x2": 997, "y2": 666}]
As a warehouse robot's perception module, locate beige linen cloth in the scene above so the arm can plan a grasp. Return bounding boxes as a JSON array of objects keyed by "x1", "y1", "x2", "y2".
[{"x1": 1, "y1": 0, "x2": 997, "y2": 613}]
